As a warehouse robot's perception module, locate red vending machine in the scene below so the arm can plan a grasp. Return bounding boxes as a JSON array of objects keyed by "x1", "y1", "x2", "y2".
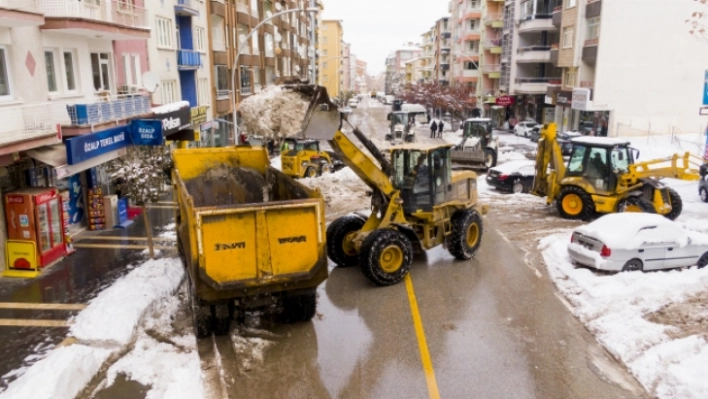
[{"x1": 5, "y1": 188, "x2": 67, "y2": 268}]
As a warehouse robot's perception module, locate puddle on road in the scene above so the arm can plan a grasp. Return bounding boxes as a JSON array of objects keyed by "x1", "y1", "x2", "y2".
[{"x1": 93, "y1": 374, "x2": 149, "y2": 399}]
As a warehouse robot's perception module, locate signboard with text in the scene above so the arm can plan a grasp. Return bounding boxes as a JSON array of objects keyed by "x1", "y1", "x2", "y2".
[
  {"x1": 64, "y1": 125, "x2": 129, "y2": 165},
  {"x1": 191, "y1": 106, "x2": 208, "y2": 125},
  {"x1": 495, "y1": 95, "x2": 515, "y2": 107},
  {"x1": 156, "y1": 106, "x2": 191, "y2": 137},
  {"x1": 703, "y1": 70, "x2": 708, "y2": 106},
  {"x1": 130, "y1": 120, "x2": 164, "y2": 146},
  {"x1": 571, "y1": 88, "x2": 591, "y2": 111}
]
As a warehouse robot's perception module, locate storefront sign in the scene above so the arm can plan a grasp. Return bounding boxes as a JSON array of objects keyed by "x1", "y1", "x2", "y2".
[
  {"x1": 130, "y1": 120, "x2": 164, "y2": 146},
  {"x1": 154, "y1": 105, "x2": 191, "y2": 137},
  {"x1": 495, "y1": 95, "x2": 515, "y2": 107},
  {"x1": 571, "y1": 88, "x2": 592, "y2": 111},
  {"x1": 64, "y1": 125, "x2": 129, "y2": 165},
  {"x1": 703, "y1": 70, "x2": 708, "y2": 106},
  {"x1": 556, "y1": 90, "x2": 573, "y2": 107},
  {"x1": 191, "y1": 106, "x2": 208, "y2": 125},
  {"x1": 117, "y1": 197, "x2": 129, "y2": 225}
]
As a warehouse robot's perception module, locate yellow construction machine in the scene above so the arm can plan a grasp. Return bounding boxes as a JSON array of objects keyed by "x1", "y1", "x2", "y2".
[
  {"x1": 280, "y1": 138, "x2": 335, "y2": 178},
  {"x1": 296, "y1": 84, "x2": 488, "y2": 286},
  {"x1": 531, "y1": 123, "x2": 704, "y2": 220}
]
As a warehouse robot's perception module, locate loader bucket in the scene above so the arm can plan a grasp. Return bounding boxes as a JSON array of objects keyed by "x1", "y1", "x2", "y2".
[{"x1": 293, "y1": 85, "x2": 341, "y2": 141}]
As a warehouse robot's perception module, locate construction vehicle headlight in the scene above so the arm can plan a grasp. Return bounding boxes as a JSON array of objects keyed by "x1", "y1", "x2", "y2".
[
  {"x1": 395, "y1": 198, "x2": 404, "y2": 204},
  {"x1": 301, "y1": 161, "x2": 309, "y2": 167}
]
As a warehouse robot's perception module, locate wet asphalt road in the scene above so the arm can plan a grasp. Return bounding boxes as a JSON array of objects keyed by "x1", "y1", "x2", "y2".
[{"x1": 199, "y1": 99, "x2": 649, "y2": 399}]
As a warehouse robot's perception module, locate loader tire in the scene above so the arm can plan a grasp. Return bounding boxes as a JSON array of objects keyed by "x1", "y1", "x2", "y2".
[
  {"x1": 359, "y1": 229, "x2": 413, "y2": 286},
  {"x1": 305, "y1": 166, "x2": 318, "y2": 178},
  {"x1": 664, "y1": 188, "x2": 683, "y2": 220},
  {"x1": 447, "y1": 209, "x2": 483, "y2": 260},
  {"x1": 212, "y1": 304, "x2": 231, "y2": 336},
  {"x1": 617, "y1": 195, "x2": 656, "y2": 214},
  {"x1": 327, "y1": 215, "x2": 365, "y2": 267},
  {"x1": 280, "y1": 291, "x2": 317, "y2": 324},
  {"x1": 319, "y1": 163, "x2": 331, "y2": 175},
  {"x1": 484, "y1": 149, "x2": 497, "y2": 169},
  {"x1": 557, "y1": 186, "x2": 595, "y2": 220}
]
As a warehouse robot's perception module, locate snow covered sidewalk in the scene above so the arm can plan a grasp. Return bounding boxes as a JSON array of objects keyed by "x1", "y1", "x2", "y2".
[
  {"x1": 540, "y1": 233, "x2": 708, "y2": 399},
  {"x1": 0, "y1": 258, "x2": 185, "y2": 399}
]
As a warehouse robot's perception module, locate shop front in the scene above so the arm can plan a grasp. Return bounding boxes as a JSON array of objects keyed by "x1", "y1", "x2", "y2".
[
  {"x1": 571, "y1": 88, "x2": 612, "y2": 137},
  {"x1": 555, "y1": 90, "x2": 573, "y2": 132},
  {"x1": 494, "y1": 95, "x2": 515, "y2": 129},
  {"x1": 190, "y1": 106, "x2": 212, "y2": 148}
]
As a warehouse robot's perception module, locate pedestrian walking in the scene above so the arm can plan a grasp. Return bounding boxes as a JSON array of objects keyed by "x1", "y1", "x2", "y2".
[
  {"x1": 429, "y1": 119, "x2": 438, "y2": 138},
  {"x1": 438, "y1": 120, "x2": 445, "y2": 138}
]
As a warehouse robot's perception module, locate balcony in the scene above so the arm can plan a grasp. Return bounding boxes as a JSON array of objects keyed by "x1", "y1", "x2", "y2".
[
  {"x1": 177, "y1": 49, "x2": 202, "y2": 70},
  {"x1": 516, "y1": 45, "x2": 551, "y2": 63},
  {"x1": 482, "y1": 39, "x2": 502, "y2": 54},
  {"x1": 441, "y1": 63, "x2": 450, "y2": 71},
  {"x1": 484, "y1": 13, "x2": 504, "y2": 28},
  {"x1": 514, "y1": 77, "x2": 561, "y2": 94},
  {"x1": 462, "y1": 69, "x2": 479, "y2": 78},
  {"x1": 175, "y1": 0, "x2": 199, "y2": 16},
  {"x1": 582, "y1": 40, "x2": 598, "y2": 64},
  {"x1": 552, "y1": 6, "x2": 561, "y2": 28},
  {"x1": 0, "y1": 0, "x2": 44, "y2": 27},
  {"x1": 586, "y1": 0, "x2": 601, "y2": 18},
  {"x1": 39, "y1": 0, "x2": 149, "y2": 39},
  {"x1": 518, "y1": 15, "x2": 556, "y2": 33},
  {"x1": 65, "y1": 94, "x2": 150, "y2": 127},
  {"x1": 0, "y1": 102, "x2": 69, "y2": 150},
  {"x1": 462, "y1": 31, "x2": 481, "y2": 41},
  {"x1": 482, "y1": 64, "x2": 501, "y2": 78},
  {"x1": 442, "y1": 31, "x2": 452, "y2": 39},
  {"x1": 550, "y1": 46, "x2": 559, "y2": 66},
  {"x1": 463, "y1": 10, "x2": 482, "y2": 20}
]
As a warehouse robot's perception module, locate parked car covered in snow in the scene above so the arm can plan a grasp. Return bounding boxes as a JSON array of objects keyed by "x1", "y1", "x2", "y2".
[
  {"x1": 486, "y1": 160, "x2": 536, "y2": 193},
  {"x1": 568, "y1": 213, "x2": 708, "y2": 272},
  {"x1": 699, "y1": 163, "x2": 708, "y2": 203},
  {"x1": 514, "y1": 121, "x2": 539, "y2": 138}
]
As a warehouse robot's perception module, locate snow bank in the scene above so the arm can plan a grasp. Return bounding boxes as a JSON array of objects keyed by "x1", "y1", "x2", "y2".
[
  {"x1": 540, "y1": 232, "x2": 708, "y2": 399},
  {"x1": 239, "y1": 85, "x2": 309, "y2": 138},
  {"x1": 299, "y1": 168, "x2": 367, "y2": 207},
  {"x1": 71, "y1": 258, "x2": 184, "y2": 346}
]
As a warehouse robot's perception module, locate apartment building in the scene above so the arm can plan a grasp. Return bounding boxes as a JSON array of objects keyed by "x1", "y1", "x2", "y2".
[
  {"x1": 404, "y1": 57, "x2": 424, "y2": 86},
  {"x1": 480, "y1": 0, "x2": 504, "y2": 107},
  {"x1": 433, "y1": 17, "x2": 451, "y2": 85},
  {"x1": 450, "y1": 0, "x2": 482, "y2": 92},
  {"x1": 342, "y1": 42, "x2": 351, "y2": 92},
  {"x1": 385, "y1": 44, "x2": 421, "y2": 93},
  {"x1": 546, "y1": 0, "x2": 708, "y2": 136},
  {"x1": 420, "y1": 29, "x2": 435, "y2": 84},
  {"x1": 318, "y1": 19, "x2": 343, "y2": 97},
  {"x1": 348, "y1": 52, "x2": 358, "y2": 92},
  {"x1": 148, "y1": 0, "x2": 214, "y2": 146},
  {"x1": 208, "y1": 0, "x2": 317, "y2": 143}
]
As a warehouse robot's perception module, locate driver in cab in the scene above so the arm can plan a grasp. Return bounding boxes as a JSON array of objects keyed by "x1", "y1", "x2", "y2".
[{"x1": 409, "y1": 154, "x2": 430, "y2": 193}]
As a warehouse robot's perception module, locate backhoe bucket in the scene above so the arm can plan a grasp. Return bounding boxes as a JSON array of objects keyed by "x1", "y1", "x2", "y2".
[{"x1": 294, "y1": 85, "x2": 341, "y2": 141}]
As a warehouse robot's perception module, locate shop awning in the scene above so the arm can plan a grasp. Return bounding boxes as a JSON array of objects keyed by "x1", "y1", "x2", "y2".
[{"x1": 26, "y1": 144, "x2": 127, "y2": 179}]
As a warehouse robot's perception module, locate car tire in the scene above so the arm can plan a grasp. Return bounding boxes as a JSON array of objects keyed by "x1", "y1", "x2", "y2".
[
  {"x1": 663, "y1": 188, "x2": 683, "y2": 220},
  {"x1": 512, "y1": 179, "x2": 524, "y2": 194},
  {"x1": 326, "y1": 215, "x2": 365, "y2": 267},
  {"x1": 700, "y1": 187, "x2": 708, "y2": 203},
  {"x1": 698, "y1": 252, "x2": 708, "y2": 269},
  {"x1": 447, "y1": 209, "x2": 483, "y2": 260},
  {"x1": 359, "y1": 229, "x2": 413, "y2": 286},
  {"x1": 617, "y1": 195, "x2": 656, "y2": 214},
  {"x1": 622, "y1": 258, "x2": 644, "y2": 272},
  {"x1": 557, "y1": 186, "x2": 595, "y2": 220}
]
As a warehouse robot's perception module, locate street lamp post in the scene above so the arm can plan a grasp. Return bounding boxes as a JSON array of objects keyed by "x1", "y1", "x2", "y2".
[{"x1": 231, "y1": 6, "x2": 320, "y2": 145}]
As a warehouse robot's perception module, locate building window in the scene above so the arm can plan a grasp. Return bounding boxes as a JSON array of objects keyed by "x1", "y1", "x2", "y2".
[
  {"x1": 252, "y1": 33, "x2": 260, "y2": 54},
  {"x1": 215, "y1": 65, "x2": 229, "y2": 98},
  {"x1": 322, "y1": 61, "x2": 328, "y2": 69},
  {"x1": 0, "y1": 48, "x2": 12, "y2": 97},
  {"x1": 469, "y1": 20, "x2": 476, "y2": 30},
  {"x1": 240, "y1": 65, "x2": 251, "y2": 94},
  {"x1": 131, "y1": 54, "x2": 141, "y2": 87},
  {"x1": 122, "y1": 53, "x2": 132, "y2": 87},
  {"x1": 263, "y1": 0, "x2": 272, "y2": 18},
  {"x1": 468, "y1": 41, "x2": 477, "y2": 52},
  {"x1": 195, "y1": 27, "x2": 207, "y2": 52},
  {"x1": 323, "y1": 49, "x2": 328, "y2": 56},
  {"x1": 45, "y1": 50, "x2": 58, "y2": 93},
  {"x1": 198, "y1": 77, "x2": 210, "y2": 105},
  {"x1": 265, "y1": 66, "x2": 275, "y2": 84},
  {"x1": 323, "y1": 36, "x2": 328, "y2": 44},
  {"x1": 464, "y1": 61, "x2": 477, "y2": 70},
  {"x1": 586, "y1": 17, "x2": 601, "y2": 41},
  {"x1": 161, "y1": 80, "x2": 177, "y2": 104},
  {"x1": 264, "y1": 33, "x2": 274, "y2": 57},
  {"x1": 236, "y1": 24, "x2": 248, "y2": 53},
  {"x1": 211, "y1": 16, "x2": 226, "y2": 51},
  {"x1": 469, "y1": 0, "x2": 479, "y2": 8},
  {"x1": 250, "y1": 0, "x2": 258, "y2": 14},
  {"x1": 562, "y1": 27, "x2": 574, "y2": 48},
  {"x1": 323, "y1": 74, "x2": 328, "y2": 82},
  {"x1": 122, "y1": 53, "x2": 141, "y2": 88},
  {"x1": 565, "y1": 0, "x2": 576, "y2": 8},
  {"x1": 156, "y1": 17, "x2": 174, "y2": 48},
  {"x1": 252, "y1": 66, "x2": 261, "y2": 90},
  {"x1": 564, "y1": 68, "x2": 577, "y2": 87},
  {"x1": 63, "y1": 51, "x2": 77, "y2": 91},
  {"x1": 90, "y1": 52, "x2": 112, "y2": 91}
]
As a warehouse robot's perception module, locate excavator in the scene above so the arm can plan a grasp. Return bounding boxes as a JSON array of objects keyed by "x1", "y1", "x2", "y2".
[
  {"x1": 531, "y1": 122, "x2": 704, "y2": 220},
  {"x1": 293, "y1": 83, "x2": 488, "y2": 286}
]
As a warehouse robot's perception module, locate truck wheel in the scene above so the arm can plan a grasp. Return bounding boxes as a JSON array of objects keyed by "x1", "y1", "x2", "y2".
[
  {"x1": 359, "y1": 229, "x2": 413, "y2": 286},
  {"x1": 212, "y1": 304, "x2": 231, "y2": 336},
  {"x1": 280, "y1": 291, "x2": 317, "y2": 323},
  {"x1": 617, "y1": 195, "x2": 655, "y2": 214},
  {"x1": 447, "y1": 209, "x2": 483, "y2": 260},
  {"x1": 664, "y1": 188, "x2": 683, "y2": 220},
  {"x1": 187, "y1": 273, "x2": 212, "y2": 339},
  {"x1": 484, "y1": 149, "x2": 497, "y2": 169},
  {"x1": 327, "y1": 216, "x2": 365, "y2": 267},
  {"x1": 700, "y1": 187, "x2": 708, "y2": 203},
  {"x1": 557, "y1": 186, "x2": 595, "y2": 220},
  {"x1": 319, "y1": 163, "x2": 331, "y2": 176},
  {"x1": 305, "y1": 167, "x2": 318, "y2": 178}
]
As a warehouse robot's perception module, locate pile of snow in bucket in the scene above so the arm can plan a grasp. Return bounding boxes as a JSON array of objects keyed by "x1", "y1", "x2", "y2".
[{"x1": 239, "y1": 85, "x2": 309, "y2": 138}]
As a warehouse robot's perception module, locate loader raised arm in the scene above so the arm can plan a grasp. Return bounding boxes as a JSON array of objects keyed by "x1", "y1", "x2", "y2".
[{"x1": 531, "y1": 123, "x2": 566, "y2": 203}]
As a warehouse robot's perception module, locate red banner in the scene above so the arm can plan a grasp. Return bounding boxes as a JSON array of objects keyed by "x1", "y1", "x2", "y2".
[{"x1": 496, "y1": 95, "x2": 515, "y2": 106}]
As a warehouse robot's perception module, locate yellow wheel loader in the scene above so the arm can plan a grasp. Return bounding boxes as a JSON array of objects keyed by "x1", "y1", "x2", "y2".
[
  {"x1": 280, "y1": 138, "x2": 336, "y2": 178},
  {"x1": 531, "y1": 123, "x2": 704, "y2": 220},
  {"x1": 294, "y1": 84, "x2": 488, "y2": 286}
]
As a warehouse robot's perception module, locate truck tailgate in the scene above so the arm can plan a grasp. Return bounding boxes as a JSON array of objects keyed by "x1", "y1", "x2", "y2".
[{"x1": 197, "y1": 200, "x2": 324, "y2": 285}]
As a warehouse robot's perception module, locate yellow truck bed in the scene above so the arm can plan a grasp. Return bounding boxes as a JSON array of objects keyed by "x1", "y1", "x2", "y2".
[{"x1": 173, "y1": 147, "x2": 328, "y2": 304}]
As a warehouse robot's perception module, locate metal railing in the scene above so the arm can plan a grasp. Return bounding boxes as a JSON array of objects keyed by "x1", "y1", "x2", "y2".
[
  {"x1": 484, "y1": 13, "x2": 503, "y2": 23},
  {"x1": 177, "y1": 49, "x2": 201, "y2": 67},
  {"x1": 65, "y1": 94, "x2": 150, "y2": 125},
  {"x1": 515, "y1": 77, "x2": 561, "y2": 83},
  {"x1": 38, "y1": 0, "x2": 148, "y2": 29},
  {"x1": 0, "y1": 102, "x2": 71, "y2": 145},
  {"x1": 482, "y1": 39, "x2": 502, "y2": 48},
  {"x1": 517, "y1": 45, "x2": 551, "y2": 53},
  {"x1": 240, "y1": 86, "x2": 252, "y2": 95},
  {"x1": 482, "y1": 64, "x2": 501, "y2": 72},
  {"x1": 0, "y1": 0, "x2": 39, "y2": 12},
  {"x1": 216, "y1": 90, "x2": 231, "y2": 99},
  {"x1": 176, "y1": 0, "x2": 192, "y2": 8}
]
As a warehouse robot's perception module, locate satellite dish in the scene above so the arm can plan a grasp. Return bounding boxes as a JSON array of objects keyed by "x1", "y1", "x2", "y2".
[
  {"x1": 142, "y1": 72, "x2": 160, "y2": 93},
  {"x1": 274, "y1": 2, "x2": 282, "y2": 11}
]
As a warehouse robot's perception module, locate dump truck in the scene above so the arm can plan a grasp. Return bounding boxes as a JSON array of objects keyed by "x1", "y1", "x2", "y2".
[{"x1": 173, "y1": 147, "x2": 328, "y2": 338}]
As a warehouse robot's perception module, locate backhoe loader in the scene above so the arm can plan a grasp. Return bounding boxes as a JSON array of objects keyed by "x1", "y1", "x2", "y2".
[
  {"x1": 531, "y1": 123, "x2": 703, "y2": 220},
  {"x1": 294, "y1": 83, "x2": 488, "y2": 286}
]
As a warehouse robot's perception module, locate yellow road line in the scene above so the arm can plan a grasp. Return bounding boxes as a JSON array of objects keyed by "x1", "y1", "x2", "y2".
[
  {"x1": 0, "y1": 303, "x2": 86, "y2": 310},
  {"x1": 405, "y1": 274, "x2": 441, "y2": 399},
  {"x1": 76, "y1": 235, "x2": 176, "y2": 242},
  {"x1": 0, "y1": 319, "x2": 70, "y2": 327},
  {"x1": 72, "y1": 243, "x2": 173, "y2": 250}
]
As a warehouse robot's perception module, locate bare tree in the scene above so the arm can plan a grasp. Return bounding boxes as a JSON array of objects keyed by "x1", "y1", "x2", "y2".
[{"x1": 687, "y1": 0, "x2": 708, "y2": 43}]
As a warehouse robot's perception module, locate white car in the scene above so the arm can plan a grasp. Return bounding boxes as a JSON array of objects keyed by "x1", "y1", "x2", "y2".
[
  {"x1": 514, "y1": 121, "x2": 539, "y2": 138},
  {"x1": 568, "y1": 213, "x2": 708, "y2": 272}
]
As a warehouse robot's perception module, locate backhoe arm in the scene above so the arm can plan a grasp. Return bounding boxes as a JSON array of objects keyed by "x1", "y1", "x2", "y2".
[
  {"x1": 622, "y1": 152, "x2": 703, "y2": 185},
  {"x1": 531, "y1": 123, "x2": 566, "y2": 203}
]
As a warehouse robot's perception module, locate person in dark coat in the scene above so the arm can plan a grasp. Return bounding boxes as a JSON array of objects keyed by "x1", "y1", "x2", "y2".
[
  {"x1": 429, "y1": 120, "x2": 438, "y2": 139},
  {"x1": 437, "y1": 120, "x2": 445, "y2": 138}
]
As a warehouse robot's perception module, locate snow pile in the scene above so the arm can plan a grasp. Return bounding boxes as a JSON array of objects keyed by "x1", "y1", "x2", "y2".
[
  {"x1": 239, "y1": 85, "x2": 309, "y2": 138},
  {"x1": 299, "y1": 168, "x2": 369, "y2": 218},
  {"x1": 71, "y1": 257, "x2": 184, "y2": 346},
  {"x1": 540, "y1": 232, "x2": 708, "y2": 399}
]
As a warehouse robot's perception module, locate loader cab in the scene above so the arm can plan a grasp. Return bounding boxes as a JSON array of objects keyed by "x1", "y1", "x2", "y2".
[
  {"x1": 564, "y1": 137, "x2": 634, "y2": 193},
  {"x1": 461, "y1": 118, "x2": 493, "y2": 146},
  {"x1": 390, "y1": 145, "x2": 453, "y2": 213},
  {"x1": 280, "y1": 138, "x2": 331, "y2": 178}
]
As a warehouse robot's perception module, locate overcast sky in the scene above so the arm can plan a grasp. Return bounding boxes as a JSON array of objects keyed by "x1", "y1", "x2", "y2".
[{"x1": 321, "y1": 0, "x2": 449, "y2": 76}]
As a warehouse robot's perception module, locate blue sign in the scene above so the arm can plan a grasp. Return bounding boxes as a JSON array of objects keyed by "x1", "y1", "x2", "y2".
[
  {"x1": 130, "y1": 120, "x2": 164, "y2": 146},
  {"x1": 704, "y1": 70, "x2": 708, "y2": 106},
  {"x1": 117, "y1": 197, "x2": 129, "y2": 224},
  {"x1": 67, "y1": 174, "x2": 85, "y2": 225},
  {"x1": 65, "y1": 125, "x2": 129, "y2": 165}
]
